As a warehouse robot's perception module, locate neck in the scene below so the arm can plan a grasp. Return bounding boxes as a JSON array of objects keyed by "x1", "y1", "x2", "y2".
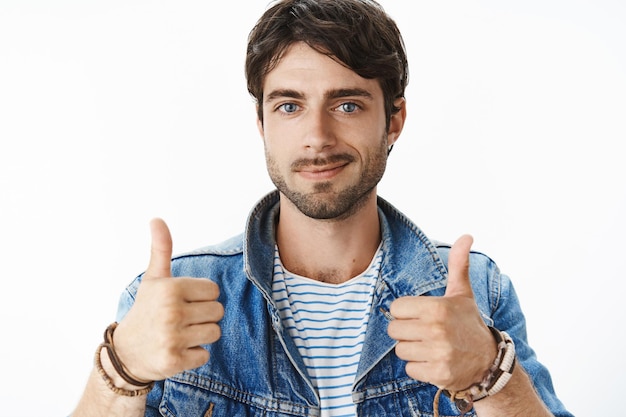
[{"x1": 276, "y1": 192, "x2": 381, "y2": 284}]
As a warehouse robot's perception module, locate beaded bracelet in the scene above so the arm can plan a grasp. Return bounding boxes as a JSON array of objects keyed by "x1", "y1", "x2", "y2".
[
  {"x1": 433, "y1": 326, "x2": 516, "y2": 416},
  {"x1": 94, "y1": 322, "x2": 154, "y2": 397},
  {"x1": 103, "y1": 323, "x2": 153, "y2": 387},
  {"x1": 94, "y1": 344, "x2": 154, "y2": 397}
]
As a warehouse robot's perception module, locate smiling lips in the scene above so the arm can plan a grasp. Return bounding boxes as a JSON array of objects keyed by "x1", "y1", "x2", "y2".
[
  {"x1": 299, "y1": 163, "x2": 347, "y2": 180},
  {"x1": 292, "y1": 155, "x2": 355, "y2": 180}
]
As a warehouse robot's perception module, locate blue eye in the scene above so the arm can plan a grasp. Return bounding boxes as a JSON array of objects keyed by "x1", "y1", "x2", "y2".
[
  {"x1": 279, "y1": 103, "x2": 298, "y2": 113},
  {"x1": 339, "y1": 102, "x2": 358, "y2": 113}
]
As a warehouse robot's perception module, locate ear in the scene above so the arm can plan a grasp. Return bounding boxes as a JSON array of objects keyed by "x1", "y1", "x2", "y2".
[
  {"x1": 256, "y1": 105, "x2": 264, "y2": 139},
  {"x1": 387, "y1": 97, "x2": 406, "y2": 148}
]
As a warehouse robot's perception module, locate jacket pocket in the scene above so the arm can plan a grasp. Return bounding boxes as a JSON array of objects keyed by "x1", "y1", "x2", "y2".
[
  {"x1": 356, "y1": 380, "x2": 475, "y2": 417},
  {"x1": 159, "y1": 378, "x2": 315, "y2": 417}
]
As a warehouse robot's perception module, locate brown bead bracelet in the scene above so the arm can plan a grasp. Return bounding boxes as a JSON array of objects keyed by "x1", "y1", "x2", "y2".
[
  {"x1": 433, "y1": 326, "x2": 517, "y2": 417},
  {"x1": 94, "y1": 322, "x2": 154, "y2": 397}
]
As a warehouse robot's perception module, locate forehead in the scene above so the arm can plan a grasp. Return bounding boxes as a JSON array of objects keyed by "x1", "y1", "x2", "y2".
[{"x1": 262, "y1": 42, "x2": 383, "y2": 99}]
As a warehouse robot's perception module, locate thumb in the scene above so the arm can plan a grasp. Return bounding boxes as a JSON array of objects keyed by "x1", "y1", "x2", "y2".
[
  {"x1": 444, "y1": 234, "x2": 474, "y2": 298},
  {"x1": 144, "y1": 218, "x2": 173, "y2": 279}
]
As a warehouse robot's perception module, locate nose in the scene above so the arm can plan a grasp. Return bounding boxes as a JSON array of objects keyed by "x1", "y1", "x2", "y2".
[{"x1": 303, "y1": 108, "x2": 337, "y2": 152}]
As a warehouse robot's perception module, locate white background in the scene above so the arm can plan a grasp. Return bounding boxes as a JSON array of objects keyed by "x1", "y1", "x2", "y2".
[{"x1": 1, "y1": 1, "x2": 624, "y2": 416}]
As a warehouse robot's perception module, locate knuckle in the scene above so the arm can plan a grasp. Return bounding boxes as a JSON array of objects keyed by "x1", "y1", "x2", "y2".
[
  {"x1": 189, "y1": 349, "x2": 210, "y2": 370},
  {"x1": 430, "y1": 301, "x2": 449, "y2": 320},
  {"x1": 213, "y1": 302, "x2": 225, "y2": 321},
  {"x1": 387, "y1": 321, "x2": 399, "y2": 338},
  {"x1": 430, "y1": 322, "x2": 447, "y2": 340},
  {"x1": 388, "y1": 300, "x2": 401, "y2": 317},
  {"x1": 209, "y1": 281, "x2": 220, "y2": 299},
  {"x1": 405, "y1": 362, "x2": 421, "y2": 381},
  {"x1": 207, "y1": 323, "x2": 222, "y2": 343},
  {"x1": 163, "y1": 306, "x2": 185, "y2": 327},
  {"x1": 394, "y1": 343, "x2": 405, "y2": 359},
  {"x1": 389, "y1": 296, "x2": 415, "y2": 318},
  {"x1": 157, "y1": 351, "x2": 184, "y2": 375},
  {"x1": 394, "y1": 341, "x2": 412, "y2": 360},
  {"x1": 197, "y1": 349, "x2": 211, "y2": 366}
]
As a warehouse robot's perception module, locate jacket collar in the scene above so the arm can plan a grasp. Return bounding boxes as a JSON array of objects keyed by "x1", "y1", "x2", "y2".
[
  {"x1": 243, "y1": 190, "x2": 449, "y2": 308},
  {"x1": 243, "y1": 190, "x2": 450, "y2": 387}
]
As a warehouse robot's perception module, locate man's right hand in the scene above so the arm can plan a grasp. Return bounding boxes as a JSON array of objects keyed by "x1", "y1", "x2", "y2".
[{"x1": 112, "y1": 218, "x2": 224, "y2": 382}]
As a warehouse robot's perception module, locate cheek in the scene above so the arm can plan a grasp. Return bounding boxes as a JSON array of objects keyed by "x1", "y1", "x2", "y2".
[
  {"x1": 263, "y1": 139, "x2": 291, "y2": 171},
  {"x1": 263, "y1": 125, "x2": 298, "y2": 159},
  {"x1": 263, "y1": 136, "x2": 285, "y2": 160}
]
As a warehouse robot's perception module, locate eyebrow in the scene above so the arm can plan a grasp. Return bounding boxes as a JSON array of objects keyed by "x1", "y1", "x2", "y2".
[
  {"x1": 264, "y1": 88, "x2": 373, "y2": 103},
  {"x1": 264, "y1": 89, "x2": 304, "y2": 103}
]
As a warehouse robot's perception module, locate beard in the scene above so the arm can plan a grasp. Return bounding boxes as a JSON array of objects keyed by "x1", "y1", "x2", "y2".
[{"x1": 265, "y1": 135, "x2": 389, "y2": 220}]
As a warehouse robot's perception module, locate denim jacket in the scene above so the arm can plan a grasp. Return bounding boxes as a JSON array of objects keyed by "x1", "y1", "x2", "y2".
[{"x1": 116, "y1": 191, "x2": 572, "y2": 417}]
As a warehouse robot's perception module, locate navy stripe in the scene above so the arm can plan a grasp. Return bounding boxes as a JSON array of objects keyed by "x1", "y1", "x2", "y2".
[{"x1": 272, "y1": 244, "x2": 383, "y2": 417}]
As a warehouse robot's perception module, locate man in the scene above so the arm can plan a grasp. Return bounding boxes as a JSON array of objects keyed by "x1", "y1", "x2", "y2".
[{"x1": 73, "y1": 0, "x2": 572, "y2": 416}]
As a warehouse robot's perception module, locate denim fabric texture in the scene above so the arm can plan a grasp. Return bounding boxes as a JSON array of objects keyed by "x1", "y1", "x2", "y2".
[{"x1": 116, "y1": 191, "x2": 572, "y2": 417}]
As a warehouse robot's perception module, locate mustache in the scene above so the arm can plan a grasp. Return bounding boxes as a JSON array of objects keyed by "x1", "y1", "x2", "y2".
[{"x1": 291, "y1": 154, "x2": 355, "y2": 170}]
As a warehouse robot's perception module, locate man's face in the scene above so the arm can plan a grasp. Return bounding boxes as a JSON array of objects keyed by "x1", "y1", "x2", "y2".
[{"x1": 258, "y1": 42, "x2": 402, "y2": 220}]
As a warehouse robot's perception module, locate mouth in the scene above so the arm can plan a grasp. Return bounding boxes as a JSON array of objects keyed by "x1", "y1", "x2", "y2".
[
  {"x1": 293, "y1": 155, "x2": 354, "y2": 180},
  {"x1": 299, "y1": 164, "x2": 347, "y2": 180}
]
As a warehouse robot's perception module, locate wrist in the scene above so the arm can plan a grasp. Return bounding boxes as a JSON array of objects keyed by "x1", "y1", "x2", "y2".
[
  {"x1": 434, "y1": 327, "x2": 516, "y2": 416},
  {"x1": 99, "y1": 346, "x2": 149, "y2": 391},
  {"x1": 94, "y1": 322, "x2": 154, "y2": 397}
]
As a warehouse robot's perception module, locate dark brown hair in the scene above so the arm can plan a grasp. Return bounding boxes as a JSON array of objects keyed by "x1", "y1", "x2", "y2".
[{"x1": 245, "y1": 0, "x2": 409, "y2": 125}]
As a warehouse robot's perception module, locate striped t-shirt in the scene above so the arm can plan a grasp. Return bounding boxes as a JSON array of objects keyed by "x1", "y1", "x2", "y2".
[{"x1": 272, "y1": 245, "x2": 383, "y2": 417}]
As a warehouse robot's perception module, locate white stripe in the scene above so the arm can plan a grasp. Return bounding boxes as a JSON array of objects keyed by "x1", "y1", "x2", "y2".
[{"x1": 273, "y1": 245, "x2": 383, "y2": 417}]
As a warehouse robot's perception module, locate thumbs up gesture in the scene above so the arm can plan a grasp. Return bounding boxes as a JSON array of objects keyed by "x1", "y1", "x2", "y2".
[
  {"x1": 111, "y1": 219, "x2": 224, "y2": 383},
  {"x1": 387, "y1": 235, "x2": 496, "y2": 391}
]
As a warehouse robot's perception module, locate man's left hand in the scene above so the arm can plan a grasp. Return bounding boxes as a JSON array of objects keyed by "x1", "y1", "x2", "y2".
[{"x1": 387, "y1": 234, "x2": 496, "y2": 391}]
